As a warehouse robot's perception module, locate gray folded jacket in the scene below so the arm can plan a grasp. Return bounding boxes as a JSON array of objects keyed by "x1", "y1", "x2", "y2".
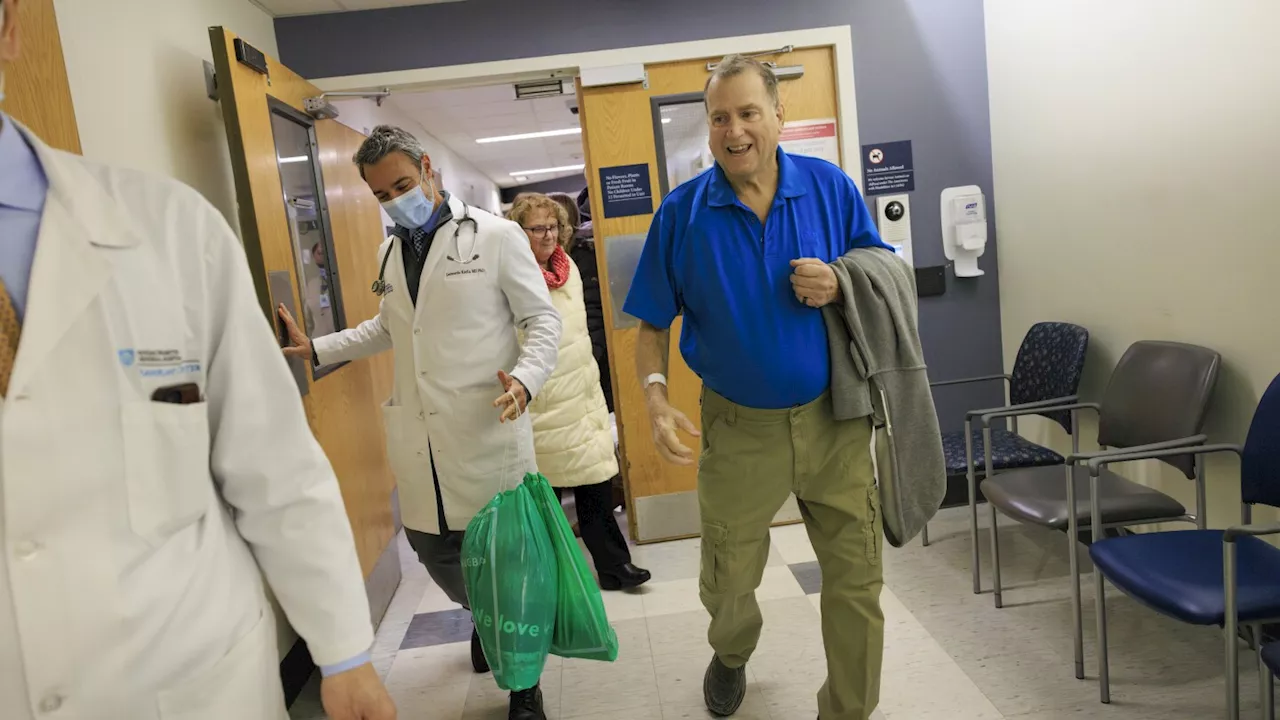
[{"x1": 820, "y1": 247, "x2": 946, "y2": 548}]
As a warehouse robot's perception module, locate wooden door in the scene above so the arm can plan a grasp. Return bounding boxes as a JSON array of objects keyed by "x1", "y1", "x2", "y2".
[
  {"x1": 578, "y1": 47, "x2": 844, "y2": 544},
  {"x1": 208, "y1": 28, "x2": 399, "y2": 621},
  {"x1": 5, "y1": 0, "x2": 79, "y2": 152}
]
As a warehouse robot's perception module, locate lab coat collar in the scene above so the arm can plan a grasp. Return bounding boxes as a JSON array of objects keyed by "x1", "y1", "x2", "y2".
[
  {"x1": 707, "y1": 147, "x2": 807, "y2": 208},
  {"x1": 15, "y1": 119, "x2": 143, "y2": 249},
  {"x1": 8, "y1": 120, "x2": 134, "y2": 397},
  {"x1": 0, "y1": 114, "x2": 48, "y2": 212}
]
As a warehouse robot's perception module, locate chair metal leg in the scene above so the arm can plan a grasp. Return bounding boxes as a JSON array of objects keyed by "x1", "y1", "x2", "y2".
[
  {"x1": 1225, "y1": 542, "x2": 1240, "y2": 720},
  {"x1": 921, "y1": 521, "x2": 930, "y2": 547},
  {"x1": 1258, "y1": 627, "x2": 1274, "y2": 720},
  {"x1": 989, "y1": 503, "x2": 1003, "y2": 609},
  {"x1": 966, "y1": 419, "x2": 981, "y2": 594},
  {"x1": 1068, "y1": 465, "x2": 1084, "y2": 679},
  {"x1": 1092, "y1": 469, "x2": 1110, "y2": 703},
  {"x1": 984, "y1": 426, "x2": 1002, "y2": 608}
]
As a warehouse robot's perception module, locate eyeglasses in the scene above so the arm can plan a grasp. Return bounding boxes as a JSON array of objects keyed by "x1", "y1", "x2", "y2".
[{"x1": 522, "y1": 225, "x2": 560, "y2": 238}]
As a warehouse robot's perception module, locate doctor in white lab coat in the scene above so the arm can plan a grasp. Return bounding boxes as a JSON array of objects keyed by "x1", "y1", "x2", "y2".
[
  {"x1": 0, "y1": 4, "x2": 395, "y2": 719},
  {"x1": 277, "y1": 125, "x2": 561, "y2": 718}
]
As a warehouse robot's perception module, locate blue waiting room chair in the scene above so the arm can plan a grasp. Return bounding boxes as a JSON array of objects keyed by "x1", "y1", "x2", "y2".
[
  {"x1": 1088, "y1": 371, "x2": 1280, "y2": 718},
  {"x1": 924, "y1": 321, "x2": 1090, "y2": 596}
]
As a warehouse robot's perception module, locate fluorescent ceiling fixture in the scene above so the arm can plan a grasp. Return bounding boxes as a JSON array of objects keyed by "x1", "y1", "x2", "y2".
[
  {"x1": 662, "y1": 118, "x2": 672, "y2": 124},
  {"x1": 476, "y1": 128, "x2": 582, "y2": 144},
  {"x1": 514, "y1": 176, "x2": 529, "y2": 182},
  {"x1": 278, "y1": 155, "x2": 309, "y2": 164},
  {"x1": 509, "y1": 164, "x2": 585, "y2": 177}
]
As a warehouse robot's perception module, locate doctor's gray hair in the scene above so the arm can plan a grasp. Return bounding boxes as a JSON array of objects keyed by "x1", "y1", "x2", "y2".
[
  {"x1": 705, "y1": 54, "x2": 780, "y2": 110},
  {"x1": 352, "y1": 125, "x2": 425, "y2": 179}
]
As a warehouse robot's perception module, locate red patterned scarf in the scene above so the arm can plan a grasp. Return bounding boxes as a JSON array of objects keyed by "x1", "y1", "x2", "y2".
[{"x1": 542, "y1": 245, "x2": 571, "y2": 289}]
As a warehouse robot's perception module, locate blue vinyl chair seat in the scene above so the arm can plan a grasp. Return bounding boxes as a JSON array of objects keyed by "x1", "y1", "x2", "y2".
[
  {"x1": 1262, "y1": 642, "x2": 1280, "y2": 677},
  {"x1": 1091, "y1": 530, "x2": 1280, "y2": 626},
  {"x1": 941, "y1": 427, "x2": 1065, "y2": 476}
]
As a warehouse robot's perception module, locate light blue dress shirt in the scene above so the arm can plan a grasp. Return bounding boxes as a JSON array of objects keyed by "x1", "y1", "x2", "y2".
[
  {"x1": 0, "y1": 114, "x2": 371, "y2": 677},
  {"x1": 0, "y1": 114, "x2": 47, "y2": 321}
]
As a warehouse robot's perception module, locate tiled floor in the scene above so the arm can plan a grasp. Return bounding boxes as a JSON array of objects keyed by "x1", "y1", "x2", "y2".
[{"x1": 289, "y1": 506, "x2": 1271, "y2": 719}]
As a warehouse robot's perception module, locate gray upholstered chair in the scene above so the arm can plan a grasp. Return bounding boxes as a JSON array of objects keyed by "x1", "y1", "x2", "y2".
[{"x1": 976, "y1": 341, "x2": 1221, "y2": 677}]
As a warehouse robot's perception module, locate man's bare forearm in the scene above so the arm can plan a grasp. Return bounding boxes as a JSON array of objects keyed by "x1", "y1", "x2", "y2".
[{"x1": 636, "y1": 321, "x2": 670, "y2": 405}]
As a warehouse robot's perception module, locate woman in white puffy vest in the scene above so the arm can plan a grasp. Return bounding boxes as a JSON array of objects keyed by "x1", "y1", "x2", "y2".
[{"x1": 508, "y1": 193, "x2": 650, "y2": 590}]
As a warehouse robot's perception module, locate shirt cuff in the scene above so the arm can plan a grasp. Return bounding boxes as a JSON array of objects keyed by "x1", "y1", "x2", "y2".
[
  {"x1": 318, "y1": 651, "x2": 371, "y2": 678},
  {"x1": 509, "y1": 372, "x2": 532, "y2": 401}
]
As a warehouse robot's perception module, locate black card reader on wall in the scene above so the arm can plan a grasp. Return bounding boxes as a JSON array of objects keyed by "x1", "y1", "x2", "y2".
[{"x1": 234, "y1": 38, "x2": 269, "y2": 76}]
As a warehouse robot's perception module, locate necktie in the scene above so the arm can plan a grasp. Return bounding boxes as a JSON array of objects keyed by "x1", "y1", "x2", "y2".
[
  {"x1": 410, "y1": 227, "x2": 428, "y2": 258},
  {"x1": 0, "y1": 278, "x2": 20, "y2": 397}
]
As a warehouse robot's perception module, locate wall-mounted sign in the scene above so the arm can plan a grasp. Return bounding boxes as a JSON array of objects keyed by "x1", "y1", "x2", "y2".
[
  {"x1": 780, "y1": 118, "x2": 840, "y2": 166},
  {"x1": 861, "y1": 140, "x2": 915, "y2": 195},
  {"x1": 599, "y1": 164, "x2": 654, "y2": 218}
]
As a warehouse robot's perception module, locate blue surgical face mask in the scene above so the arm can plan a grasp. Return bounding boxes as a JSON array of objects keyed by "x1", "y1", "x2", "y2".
[{"x1": 381, "y1": 172, "x2": 437, "y2": 230}]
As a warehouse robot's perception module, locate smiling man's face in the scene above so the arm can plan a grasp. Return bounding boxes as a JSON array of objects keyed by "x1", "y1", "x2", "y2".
[{"x1": 705, "y1": 70, "x2": 783, "y2": 185}]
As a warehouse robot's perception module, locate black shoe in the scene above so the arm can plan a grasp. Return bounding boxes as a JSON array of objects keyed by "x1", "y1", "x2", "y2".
[
  {"x1": 598, "y1": 563, "x2": 652, "y2": 591},
  {"x1": 508, "y1": 685, "x2": 545, "y2": 720},
  {"x1": 471, "y1": 627, "x2": 489, "y2": 674},
  {"x1": 703, "y1": 655, "x2": 746, "y2": 717}
]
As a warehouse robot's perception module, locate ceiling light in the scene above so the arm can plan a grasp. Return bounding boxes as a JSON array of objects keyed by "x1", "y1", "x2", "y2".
[
  {"x1": 514, "y1": 176, "x2": 529, "y2": 182},
  {"x1": 477, "y1": 128, "x2": 582, "y2": 144},
  {"x1": 509, "y1": 164, "x2": 585, "y2": 177},
  {"x1": 278, "y1": 155, "x2": 309, "y2": 164},
  {"x1": 662, "y1": 118, "x2": 672, "y2": 124}
]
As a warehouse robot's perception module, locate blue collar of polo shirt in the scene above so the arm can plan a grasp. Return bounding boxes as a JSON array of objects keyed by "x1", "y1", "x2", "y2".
[{"x1": 707, "y1": 147, "x2": 807, "y2": 208}]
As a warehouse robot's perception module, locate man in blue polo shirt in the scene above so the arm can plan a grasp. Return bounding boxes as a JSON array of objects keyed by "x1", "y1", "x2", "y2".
[{"x1": 624, "y1": 55, "x2": 891, "y2": 720}]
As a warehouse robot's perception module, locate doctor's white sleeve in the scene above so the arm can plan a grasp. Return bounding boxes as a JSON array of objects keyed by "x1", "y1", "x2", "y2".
[
  {"x1": 196, "y1": 200, "x2": 373, "y2": 667},
  {"x1": 497, "y1": 222, "x2": 562, "y2": 399},
  {"x1": 311, "y1": 306, "x2": 393, "y2": 366}
]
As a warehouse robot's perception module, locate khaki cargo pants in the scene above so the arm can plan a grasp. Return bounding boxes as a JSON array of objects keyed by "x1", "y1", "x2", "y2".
[{"x1": 698, "y1": 388, "x2": 884, "y2": 720}]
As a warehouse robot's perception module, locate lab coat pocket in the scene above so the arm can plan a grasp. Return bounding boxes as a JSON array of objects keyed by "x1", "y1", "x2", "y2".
[
  {"x1": 121, "y1": 401, "x2": 213, "y2": 547},
  {"x1": 157, "y1": 608, "x2": 286, "y2": 720}
]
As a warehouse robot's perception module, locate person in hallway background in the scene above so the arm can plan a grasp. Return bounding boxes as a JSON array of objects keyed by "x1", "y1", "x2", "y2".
[
  {"x1": 623, "y1": 55, "x2": 893, "y2": 720},
  {"x1": 508, "y1": 193, "x2": 650, "y2": 590},
  {"x1": 278, "y1": 125, "x2": 561, "y2": 720},
  {"x1": 0, "y1": 2, "x2": 394, "y2": 719},
  {"x1": 546, "y1": 191, "x2": 627, "y2": 514}
]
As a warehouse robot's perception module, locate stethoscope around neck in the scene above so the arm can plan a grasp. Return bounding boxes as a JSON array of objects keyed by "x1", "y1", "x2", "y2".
[{"x1": 371, "y1": 202, "x2": 480, "y2": 297}]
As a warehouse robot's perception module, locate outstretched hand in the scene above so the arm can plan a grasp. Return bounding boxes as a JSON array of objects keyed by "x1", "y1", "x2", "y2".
[{"x1": 493, "y1": 370, "x2": 529, "y2": 423}]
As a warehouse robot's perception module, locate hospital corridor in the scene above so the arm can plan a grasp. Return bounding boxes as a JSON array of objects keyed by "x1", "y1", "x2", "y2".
[
  {"x1": 285, "y1": 508, "x2": 1266, "y2": 719},
  {"x1": 1, "y1": 1, "x2": 1278, "y2": 720}
]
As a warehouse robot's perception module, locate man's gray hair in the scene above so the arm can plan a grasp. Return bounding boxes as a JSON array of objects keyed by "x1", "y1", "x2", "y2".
[
  {"x1": 352, "y1": 125, "x2": 425, "y2": 179},
  {"x1": 704, "y1": 54, "x2": 780, "y2": 109}
]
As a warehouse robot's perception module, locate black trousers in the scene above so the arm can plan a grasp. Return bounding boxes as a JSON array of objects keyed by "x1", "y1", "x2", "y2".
[{"x1": 556, "y1": 477, "x2": 632, "y2": 571}]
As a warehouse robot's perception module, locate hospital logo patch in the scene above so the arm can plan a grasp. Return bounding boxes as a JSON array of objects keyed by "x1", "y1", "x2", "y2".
[{"x1": 118, "y1": 349, "x2": 136, "y2": 367}]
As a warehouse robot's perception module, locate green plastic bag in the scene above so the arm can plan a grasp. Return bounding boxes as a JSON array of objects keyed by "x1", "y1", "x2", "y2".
[
  {"x1": 462, "y1": 476, "x2": 558, "y2": 691},
  {"x1": 526, "y1": 473, "x2": 619, "y2": 662}
]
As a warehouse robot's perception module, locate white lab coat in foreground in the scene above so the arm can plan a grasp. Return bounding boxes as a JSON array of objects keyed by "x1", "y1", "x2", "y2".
[
  {"x1": 314, "y1": 195, "x2": 561, "y2": 535},
  {"x1": 0, "y1": 124, "x2": 374, "y2": 720}
]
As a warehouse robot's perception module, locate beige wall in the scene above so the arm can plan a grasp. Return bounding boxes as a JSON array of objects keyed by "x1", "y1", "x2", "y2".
[
  {"x1": 52, "y1": 0, "x2": 278, "y2": 235},
  {"x1": 985, "y1": 0, "x2": 1280, "y2": 530}
]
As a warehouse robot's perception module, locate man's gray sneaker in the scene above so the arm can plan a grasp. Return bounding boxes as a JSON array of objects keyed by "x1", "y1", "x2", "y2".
[{"x1": 703, "y1": 655, "x2": 746, "y2": 717}]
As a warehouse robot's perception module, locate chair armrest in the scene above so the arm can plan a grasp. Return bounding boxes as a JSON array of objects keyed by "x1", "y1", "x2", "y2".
[
  {"x1": 977, "y1": 398, "x2": 1092, "y2": 427},
  {"x1": 1224, "y1": 522, "x2": 1280, "y2": 543},
  {"x1": 931, "y1": 374, "x2": 1011, "y2": 389},
  {"x1": 1070, "y1": 436, "x2": 1212, "y2": 470},
  {"x1": 1080, "y1": 438, "x2": 1239, "y2": 471}
]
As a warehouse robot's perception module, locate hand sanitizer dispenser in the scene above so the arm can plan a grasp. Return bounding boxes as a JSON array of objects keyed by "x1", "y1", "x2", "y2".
[{"x1": 940, "y1": 185, "x2": 988, "y2": 277}]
